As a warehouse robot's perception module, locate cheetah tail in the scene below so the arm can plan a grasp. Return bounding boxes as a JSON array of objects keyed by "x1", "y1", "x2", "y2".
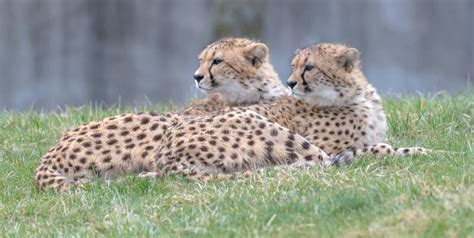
[
  {"x1": 354, "y1": 143, "x2": 454, "y2": 157},
  {"x1": 392, "y1": 147, "x2": 455, "y2": 156}
]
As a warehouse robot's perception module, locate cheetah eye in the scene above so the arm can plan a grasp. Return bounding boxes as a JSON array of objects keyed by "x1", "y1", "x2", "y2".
[
  {"x1": 304, "y1": 65, "x2": 315, "y2": 71},
  {"x1": 212, "y1": 58, "x2": 223, "y2": 65}
]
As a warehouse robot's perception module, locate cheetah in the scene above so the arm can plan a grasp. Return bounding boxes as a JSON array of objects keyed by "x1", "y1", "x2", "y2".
[
  {"x1": 34, "y1": 38, "x2": 290, "y2": 191},
  {"x1": 239, "y1": 43, "x2": 429, "y2": 157},
  {"x1": 138, "y1": 42, "x2": 429, "y2": 180},
  {"x1": 284, "y1": 43, "x2": 429, "y2": 157}
]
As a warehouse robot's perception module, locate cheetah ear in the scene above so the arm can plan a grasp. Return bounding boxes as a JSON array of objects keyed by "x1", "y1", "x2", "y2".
[
  {"x1": 337, "y1": 48, "x2": 359, "y2": 72},
  {"x1": 245, "y1": 43, "x2": 269, "y2": 68}
]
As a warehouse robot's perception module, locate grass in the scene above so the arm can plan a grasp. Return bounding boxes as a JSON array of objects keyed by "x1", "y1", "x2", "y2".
[{"x1": 0, "y1": 93, "x2": 473, "y2": 237}]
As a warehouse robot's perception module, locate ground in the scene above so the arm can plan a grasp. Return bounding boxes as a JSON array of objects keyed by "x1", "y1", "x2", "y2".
[{"x1": 0, "y1": 93, "x2": 472, "y2": 237}]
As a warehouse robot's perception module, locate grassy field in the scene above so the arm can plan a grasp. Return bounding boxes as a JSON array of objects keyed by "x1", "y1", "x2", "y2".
[{"x1": 0, "y1": 93, "x2": 472, "y2": 237}]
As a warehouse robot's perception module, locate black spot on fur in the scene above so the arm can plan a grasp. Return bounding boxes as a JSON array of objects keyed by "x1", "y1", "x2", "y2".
[
  {"x1": 107, "y1": 124, "x2": 118, "y2": 130},
  {"x1": 153, "y1": 134, "x2": 162, "y2": 141},
  {"x1": 141, "y1": 117, "x2": 150, "y2": 125},
  {"x1": 301, "y1": 141, "x2": 310, "y2": 150},
  {"x1": 137, "y1": 134, "x2": 147, "y2": 140},
  {"x1": 270, "y1": 129, "x2": 278, "y2": 136},
  {"x1": 91, "y1": 133, "x2": 102, "y2": 138},
  {"x1": 150, "y1": 123, "x2": 159, "y2": 131}
]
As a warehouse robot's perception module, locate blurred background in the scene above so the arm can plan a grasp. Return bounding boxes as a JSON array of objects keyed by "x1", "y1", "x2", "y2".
[{"x1": 0, "y1": 0, "x2": 472, "y2": 111}]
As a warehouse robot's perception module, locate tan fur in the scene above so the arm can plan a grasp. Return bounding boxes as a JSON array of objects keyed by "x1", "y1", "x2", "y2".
[
  {"x1": 140, "y1": 109, "x2": 336, "y2": 180},
  {"x1": 354, "y1": 143, "x2": 430, "y2": 157},
  {"x1": 34, "y1": 38, "x2": 289, "y2": 191},
  {"x1": 194, "y1": 38, "x2": 290, "y2": 104},
  {"x1": 34, "y1": 42, "x2": 428, "y2": 191},
  {"x1": 138, "y1": 43, "x2": 428, "y2": 180},
  {"x1": 253, "y1": 43, "x2": 428, "y2": 157},
  {"x1": 282, "y1": 43, "x2": 388, "y2": 151}
]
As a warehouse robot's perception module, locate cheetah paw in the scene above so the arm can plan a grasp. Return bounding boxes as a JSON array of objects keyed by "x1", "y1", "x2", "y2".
[{"x1": 327, "y1": 149, "x2": 355, "y2": 166}]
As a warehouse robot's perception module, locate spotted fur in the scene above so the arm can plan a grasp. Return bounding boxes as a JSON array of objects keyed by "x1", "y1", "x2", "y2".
[
  {"x1": 139, "y1": 109, "x2": 355, "y2": 180},
  {"x1": 137, "y1": 43, "x2": 430, "y2": 180},
  {"x1": 194, "y1": 37, "x2": 290, "y2": 104},
  {"x1": 282, "y1": 43, "x2": 429, "y2": 157},
  {"x1": 354, "y1": 143, "x2": 430, "y2": 157},
  {"x1": 34, "y1": 38, "x2": 289, "y2": 191},
  {"x1": 34, "y1": 42, "x2": 429, "y2": 191}
]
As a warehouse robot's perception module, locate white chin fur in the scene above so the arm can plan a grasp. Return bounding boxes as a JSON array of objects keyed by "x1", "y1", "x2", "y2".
[
  {"x1": 220, "y1": 87, "x2": 259, "y2": 104},
  {"x1": 198, "y1": 78, "x2": 288, "y2": 104},
  {"x1": 196, "y1": 81, "x2": 214, "y2": 93},
  {"x1": 205, "y1": 80, "x2": 260, "y2": 104},
  {"x1": 303, "y1": 88, "x2": 340, "y2": 107}
]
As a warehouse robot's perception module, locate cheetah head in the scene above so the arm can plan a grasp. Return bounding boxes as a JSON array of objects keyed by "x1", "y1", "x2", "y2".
[
  {"x1": 287, "y1": 43, "x2": 368, "y2": 107},
  {"x1": 193, "y1": 38, "x2": 288, "y2": 104}
]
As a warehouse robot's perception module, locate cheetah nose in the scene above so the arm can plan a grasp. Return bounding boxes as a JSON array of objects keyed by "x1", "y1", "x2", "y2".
[
  {"x1": 193, "y1": 74, "x2": 204, "y2": 83},
  {"x1": 286, "y1": 80, "x2": 297, "y2": 89}
]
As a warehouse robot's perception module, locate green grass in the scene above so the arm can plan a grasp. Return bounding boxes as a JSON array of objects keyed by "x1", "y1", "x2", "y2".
[{"x1": 0, "y1": 93, "x2": 473, "y2": 237}]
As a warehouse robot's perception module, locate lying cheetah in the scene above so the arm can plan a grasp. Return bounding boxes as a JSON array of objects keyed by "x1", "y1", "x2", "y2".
[
  {"x1": 296, "y1": 44, "x2": 429, "y2": 156},
  {"x1": 34, "y1": 38, "x2": 290, "y2": 191},
  {"x1": 139, "y1": 43, "x2": 429, "y2": 180},
  {"x1": 254, "y1": 43, "x2": 428, "y2": 157}
]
